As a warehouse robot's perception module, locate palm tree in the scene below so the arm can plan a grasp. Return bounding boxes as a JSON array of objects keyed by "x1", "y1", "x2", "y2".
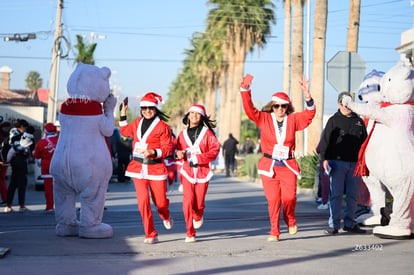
[
  {"x1": 347, "y1": 0, "x2": 361, "y2": 52},
  {"x1": 283, "y1": 0, "x2": 292, "y2": 96},
  {"x1": 25, "y1": 70, "x2": 43, "y2": 100},
  {"x1": 74, "y1": 34, "x2": 97, "y2": 65},
  {"x1": 308, "y1": 0, "x2": 328, "y2": 154},
  {"x1": 207, "y1": 0, "x2": 275, "y2": 143},
  {"x1": 291, "y1": 0, "x2": 306, "y2": 155}
]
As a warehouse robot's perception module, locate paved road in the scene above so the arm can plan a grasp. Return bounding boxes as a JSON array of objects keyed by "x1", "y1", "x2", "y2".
[{"x1": 1, "y1": 174, "x2": 413, "y2": 274}]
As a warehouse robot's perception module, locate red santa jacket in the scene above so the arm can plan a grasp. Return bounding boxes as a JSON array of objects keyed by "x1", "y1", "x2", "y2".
[
  {"x1": 33, "y1": 134, "x2": 59, "y2": 177},
  {"x1": 177, "y1": 126, "x2": 220, "y2": 183},
  {"x1": 119, "y1": 116, "x2": 172, "y2": 180},
  {"x1": 241, "y1": 90, "x2": 316, "y2": 177}
]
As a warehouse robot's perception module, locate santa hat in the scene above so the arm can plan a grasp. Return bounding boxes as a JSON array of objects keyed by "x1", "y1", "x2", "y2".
[
  {"x1": 44, "y1": 123, "x2": 57, "y2": 134},
  {"x1": 187, "y1": 105, "x2": 206, "y2": 117},
  {"x1": 140, "y1": 92, "x2": 163, "y2": 108},
  {"x1": 272, "y1": 92, "x2": 291, "y2": 104}
]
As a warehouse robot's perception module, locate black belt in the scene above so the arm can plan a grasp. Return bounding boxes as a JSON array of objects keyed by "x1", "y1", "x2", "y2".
[
  {"x1": 263, "y1": 153, "x2": 295, "y2": 160},
  {"x1": 133, "y1": 157, "x2": 162, "y2": 165},
  {"x1": 164, "y1": 155, "x2": 174, "y2": 161}
]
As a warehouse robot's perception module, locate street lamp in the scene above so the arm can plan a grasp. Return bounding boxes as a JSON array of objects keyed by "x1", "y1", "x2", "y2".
[{"x1": 4, "y1": 33, "x2": 36, "y2": 42}]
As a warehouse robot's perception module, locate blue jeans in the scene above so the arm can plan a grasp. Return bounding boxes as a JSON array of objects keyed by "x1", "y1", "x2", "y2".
[{"x1": 328, "y1": 160, "x2": 361, "y2": 229}]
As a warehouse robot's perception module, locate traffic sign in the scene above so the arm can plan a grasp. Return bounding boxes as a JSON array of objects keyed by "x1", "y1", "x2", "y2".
[{"x1": 327, "y1": 51, "x2": 366, "y2": 93}]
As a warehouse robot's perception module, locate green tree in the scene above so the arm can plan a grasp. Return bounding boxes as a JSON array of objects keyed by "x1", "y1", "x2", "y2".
[
  {"x1": 25, "y1": 70, "x2": 43, "y2": 100},
  {"x1": 74, "y1": 34, "x2": 97, "y2": 65},
  {"x1": 207, "y1": 0, "x2": 275, "y2": 143}
]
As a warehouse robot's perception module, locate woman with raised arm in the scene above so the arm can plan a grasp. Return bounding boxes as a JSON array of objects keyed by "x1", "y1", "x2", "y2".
[{"x1": 240, "y1": 74, "x2": 316, "y2": 242}]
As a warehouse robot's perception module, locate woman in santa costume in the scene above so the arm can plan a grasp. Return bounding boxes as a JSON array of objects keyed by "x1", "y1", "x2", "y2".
[
  {"x1": 33, "y1": 123, "x2": 59, "y2": 211},
  {"x1": 176, "y1": 105, "x2": 220, "y2": 243},
  {"x1": 119, "y1": 92, "x2": 174, "y2": 244},
  {"x1": 240, "y1": 74, "x2": 316, "y2": 242}
]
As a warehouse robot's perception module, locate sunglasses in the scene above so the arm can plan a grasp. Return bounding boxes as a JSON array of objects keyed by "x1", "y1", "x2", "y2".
[
  {"x1": 141, "y1": 106, "x2": 156, "y2": 111},
  {"x1": 273, "y1": 104, "x2": 288, "y2": 109}
]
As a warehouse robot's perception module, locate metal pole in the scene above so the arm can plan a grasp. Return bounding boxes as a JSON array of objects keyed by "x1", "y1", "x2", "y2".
[
  {"x1": 47, "y1": 0, "x2": 63, "y2": 123},
  {"x1": 347, "y1": 51, "x2": 351, "y2": 93},
  {"x1": 306, "y1": 0, "x2": 311, "y2": 77}
]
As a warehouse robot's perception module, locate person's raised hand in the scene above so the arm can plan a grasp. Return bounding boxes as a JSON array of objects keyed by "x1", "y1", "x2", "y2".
[
  {"x1": 299, "y1": 75, "x2": 311, "y2": 100},
  {"x1": 240, "y1": 74, "x2": 254, "y2": 90}
]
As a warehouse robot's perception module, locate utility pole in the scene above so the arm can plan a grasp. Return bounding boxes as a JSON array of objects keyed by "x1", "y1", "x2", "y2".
[{"x1": 47, "y1": 0, "x2": 63, "y2": 123}]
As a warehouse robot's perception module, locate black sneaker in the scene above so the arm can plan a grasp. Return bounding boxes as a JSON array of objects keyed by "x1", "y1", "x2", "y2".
[
  {"x1": 324, "y1": 227, "x2": 338, "y2": 235},
  {"x1": 343, "y1": 225, "x2": 366, "y2": 234}
]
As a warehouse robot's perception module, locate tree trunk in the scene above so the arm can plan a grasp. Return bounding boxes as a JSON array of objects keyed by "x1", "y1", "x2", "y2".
[
  {"x1": 292, "y1": 0, "x2": 304, "y2": 155},
  {"x1": 283, "y1": 0, "x2": 292, "y2": 95},
  {"x1": 347, "y1": 0, "x2": 360, "y2": 52},
  {"x1": 218, "y1": 59, "x2": 230, "y2": 144},
  {"x1": 230, "y1": 24, "x2": 246, "y2": 143},
  {"x1": 308, "y1": 0, "x2": 328, "y2": 154}
]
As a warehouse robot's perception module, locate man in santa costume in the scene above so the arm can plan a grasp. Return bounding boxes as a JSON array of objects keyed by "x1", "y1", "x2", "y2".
[
  {"x1": 34, "y1": 123, "x2": 59, "y2": 211},
  {"x1": 240, "y1": 74, "x2": 315, "y2": 242},
  {"x1": 176, "y1": 105, "x2": 220, "y2": 243},
  {"x1": 119, "y1": 92, "x2": 173, "y2": 244}
]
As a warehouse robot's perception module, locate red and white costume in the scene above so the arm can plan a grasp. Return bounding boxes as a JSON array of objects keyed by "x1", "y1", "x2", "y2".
[
  {"x1": 177, "y1": 105, "x2": 220, "y2": 238},
  {"x1": 241, "y1": 90, "x2": 316, "y2": 237},
  {"x1": 120, "y1": 117, "x2": 172, "y2": 180},
  {"x1": 33, "y1": 123, "x2": 58, "y2": 210},
  {"x1": 119, "y1": 92, "x2": 173, "y2": 239}
]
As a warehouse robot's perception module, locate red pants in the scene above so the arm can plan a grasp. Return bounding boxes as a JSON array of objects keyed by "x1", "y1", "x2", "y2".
[
  {"x1": 133, "y1": 178, "x2": 170, "y2": 238},
  {"x1": 261, "y1": 166, "x2": 297, "y2": 237},
  {"x1": 182, "y1": 177, "x2": 208, "y2": 237},
  {"x1": 44, "y1": 177, "x2": 54, "y2": 210},
  {"x1": 167, "y1": 165, "x2": 177, "y2": 186},
  {"x1": 0, "y1": 165, "x2": 8, "y2": 202}
]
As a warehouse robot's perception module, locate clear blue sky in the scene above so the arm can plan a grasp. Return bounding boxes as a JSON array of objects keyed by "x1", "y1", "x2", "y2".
[{"x1": 1, "y1": 0, "x2": 413, "y2": 116}]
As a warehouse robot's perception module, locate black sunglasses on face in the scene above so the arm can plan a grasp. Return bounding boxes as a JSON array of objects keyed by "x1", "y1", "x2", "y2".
[
  {"x1": 141, "y1": 107, "x2": 156, "y2": 111},
  {"x1": 273, "y1": 104, "x2": 288, "y2": 109}
]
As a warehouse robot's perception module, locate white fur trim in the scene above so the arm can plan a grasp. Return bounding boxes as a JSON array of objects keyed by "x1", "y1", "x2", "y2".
[
  {"x1": 271, "y1": 96, "x2": 290, "y2": 104},
  {"x1": 140, "y1": 101, "x2": 157, "y2": 107},
  {"x1": 188, "y1": 106, "x2": 205, "y2": 116},
  {"x1": 119, "y1": 120, "x2": 128, "y2": 127},
  {"x1": 179, "y1": 167, "x2": 212, "y2": 184},
  {"x1": 125, "y1": 171, "x2": 167, "y2": 180},
  {"x1": 155, "y1": 149, "x2": 162, "y2": 158},
  {"x1": 306, "y1": 103, "x2": 315, "y2": 111},
  {"x1": 258, "y1": 166, "x2": 274, "y2": 177}
]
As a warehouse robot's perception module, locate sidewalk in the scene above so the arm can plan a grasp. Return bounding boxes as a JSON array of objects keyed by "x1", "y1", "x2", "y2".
[{"x1": 1, "y1": 173, "x2": 413, "y2": 274}]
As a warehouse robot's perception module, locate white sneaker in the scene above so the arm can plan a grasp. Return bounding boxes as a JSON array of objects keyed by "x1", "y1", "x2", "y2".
[
  {"x1": 163, "y1": 216, "x2": 174, "y2": 230},
  {"x1": 185, "y1": 236, "x2": 196, "y2": 243},
  {"x1": 317, "y1": 203, "x2": 329, "y2": 210},
  {"x1": 3, "y1": 206, "x2": 13, "y2": 213},
  {"x1": 193, "y1": 217, "x2": 204, "y2": 229},
  {"x1": 143, "y1": 236, "x2": 159, "y2": 244}
]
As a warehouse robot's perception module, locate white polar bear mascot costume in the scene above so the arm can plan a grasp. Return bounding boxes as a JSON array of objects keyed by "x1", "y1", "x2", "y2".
[
  {"x1": 354, "y1": 70, "x2": 393, "y2": 227},
  {"x1": 342, "y1": 61, "x2": 414, "y2": 239},
  {"x1": 50, "y1": 63, "x2": 116, "y2": 239}
]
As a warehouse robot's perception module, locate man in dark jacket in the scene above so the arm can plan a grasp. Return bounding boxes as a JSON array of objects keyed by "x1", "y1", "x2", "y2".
[
  {"x1": 222, "y1": 133, "x2": 239, "y2": 177},
  {"x1": 319, "y1": 92, "x2": 367, "y2": 235}
]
